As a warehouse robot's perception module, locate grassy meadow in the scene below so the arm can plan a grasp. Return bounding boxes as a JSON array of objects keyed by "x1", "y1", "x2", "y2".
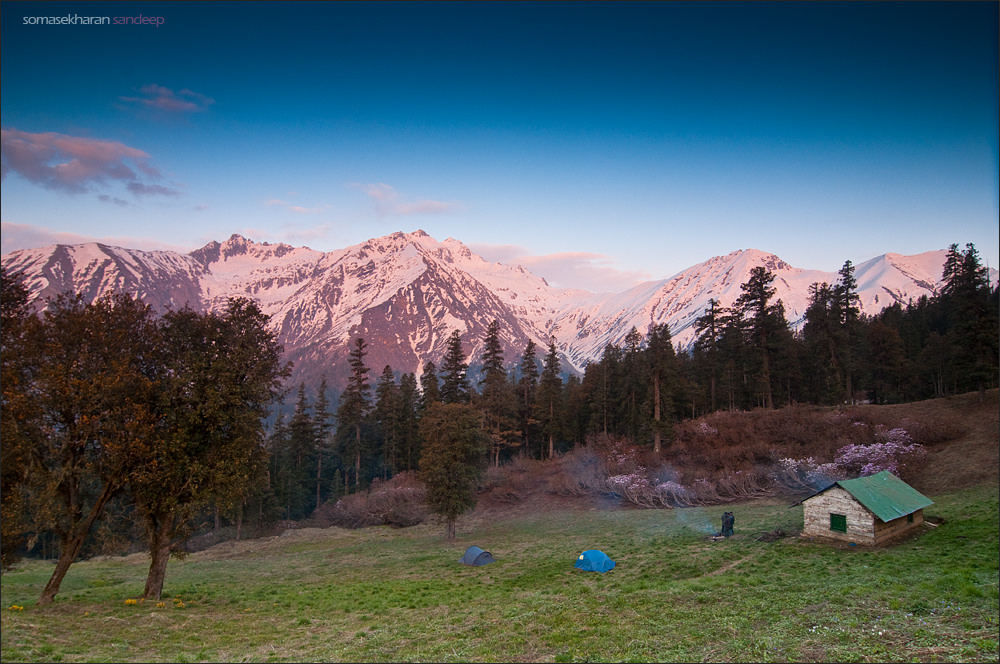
[{"x1": 2, "y1": 483, "x2": 997, "y2": 663}]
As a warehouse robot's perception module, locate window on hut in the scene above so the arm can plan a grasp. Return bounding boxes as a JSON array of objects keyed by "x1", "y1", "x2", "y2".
[{"x1": 830, "y1": 513, "x2": 847, "y2": 533}]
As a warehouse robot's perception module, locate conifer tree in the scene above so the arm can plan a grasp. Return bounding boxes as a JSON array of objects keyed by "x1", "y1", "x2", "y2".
[
  {"x1": 734, "y1": 267, "x2": 784, "y2": 409},
  {"x1": 420, "y1": 361, "x2": 440, "y2": 410},
  {"x1": 312, "y1": 376, "x2": 334, "y2": 511},
  {"x1": 693, "y1": 299, "x2": 725, "y2": 412},
  {"x1": 518, "y1": 339, "x2": 540, "y2": 456},
  {"x1": 536, "y1": 338, "x2": 563, "y2": 459},
  {"x1": 440, "y1": 330, "x2": 470, "y2": 404},
  {"x1": 645, "y1": 323, "x2": 677, "y2": 454},
  {"x1": 621, "y1": 327, "x2": 645, "y2": 440},
  {"x1": 478, "y1": 320, "x2": 518, "y2": 465},
  {"x1": 336, "y1": 337, "x2": 371, "y2": 492},
  {"x1": 418, "y1": 402, "x2": 487, "y2": 540},
  {"x1": 940, "y1": 243, "x2": 998, "y2": 395},
  {"x1": 374, "y1": 365, "x2": 399, "y2": 479},
  {"x1": 396, "y1": 373, "x2": 421, "y2": 471}
]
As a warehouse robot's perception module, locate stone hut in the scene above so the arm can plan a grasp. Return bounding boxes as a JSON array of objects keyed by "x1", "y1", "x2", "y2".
[{"x1": 798, "y1": 470, "x2": 933, "y2": 545}]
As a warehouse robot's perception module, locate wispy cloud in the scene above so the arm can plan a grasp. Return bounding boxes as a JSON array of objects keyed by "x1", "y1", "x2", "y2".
[
  {"x1": 262, "y1": 196, "x2": 331, "y2": 215},
  {"x1": 469, "y1": 243, "x2": 652, "y2": 292},
  {"x1": 118, "y1": 84, "x2": 215, "y2": 115},
  {"x1": 1, "y1": 222, "x2": 193, "y2": 256},
  {"x1": 238, "y1": 224, "x2": 332, "y2": 247},
  {"x1": 1, "y1": 128, "x2": 179, "y2": 198},
  {"x1": 353, "y1": 183, "x2": 462, "y2": 217}
]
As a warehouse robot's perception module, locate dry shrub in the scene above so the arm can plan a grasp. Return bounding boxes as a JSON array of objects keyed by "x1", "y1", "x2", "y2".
[
  {"x1": 311, "y1": 471, "x2": 428, "y2": 529},
  {"x1": 480, "y1": 456, "x2": 543, "y2": 503},
  {"x1": 551, "y1": 445, "x2": 606, "y2": 496}
]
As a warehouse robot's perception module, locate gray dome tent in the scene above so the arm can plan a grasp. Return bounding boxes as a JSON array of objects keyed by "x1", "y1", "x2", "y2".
[{"x1": 459, "y1": 546, "x2": 495, "y2": 566}]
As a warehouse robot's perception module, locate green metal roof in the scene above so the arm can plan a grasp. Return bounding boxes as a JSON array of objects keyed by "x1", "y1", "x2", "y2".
[{"x1": 834, "y1": 471, "x2": 934, "y2": 522}]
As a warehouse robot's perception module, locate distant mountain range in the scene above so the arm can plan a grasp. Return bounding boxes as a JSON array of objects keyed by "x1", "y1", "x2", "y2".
[{"x1": 2, "y1": 230, "x2": 981, "y2": 389}]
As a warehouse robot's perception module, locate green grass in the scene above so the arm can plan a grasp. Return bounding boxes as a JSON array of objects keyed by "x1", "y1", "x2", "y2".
[{"x1": 2, "y1": 485, "x2": 997, "y2": 663}]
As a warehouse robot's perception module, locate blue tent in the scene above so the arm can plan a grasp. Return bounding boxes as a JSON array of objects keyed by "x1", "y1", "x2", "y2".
[
  {"x1": 459, "y1": 546, "x2": 495, "y2": 566},
  {"x1": 574, "y1": 549, "x2": 615, "y2": 573}
]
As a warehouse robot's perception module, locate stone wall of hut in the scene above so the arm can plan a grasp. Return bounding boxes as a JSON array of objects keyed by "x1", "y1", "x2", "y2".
[
  {"x1": 803, "y1": 487, "x2": 924, "y2": 545},
  {"x1": 803, "y1": 486, "x2": 876, "y2": 543},
  {"x1": 872, "y1": 508, "x2": 924, "y2": 545}
]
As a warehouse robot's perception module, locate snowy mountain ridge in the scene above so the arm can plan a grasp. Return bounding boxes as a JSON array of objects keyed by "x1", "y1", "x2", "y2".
[{"x1": 2, "y1": 230, "x2": 980, "y2": 388}]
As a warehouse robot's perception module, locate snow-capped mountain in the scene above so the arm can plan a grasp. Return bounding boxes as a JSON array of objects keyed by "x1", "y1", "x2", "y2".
[{"x1": 2, "y1": 231, "x2": 979, "y2": 389}]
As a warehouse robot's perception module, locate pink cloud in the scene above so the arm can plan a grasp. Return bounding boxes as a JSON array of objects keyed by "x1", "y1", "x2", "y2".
[
  {"x1": 1, "y1": 222, "x2": 193, "y2": 256},
  {"x1": 354, "y1": 182, "x2": 461, "y2": 217},
  {"x1": 237, "y1": 224, "x2": 332, "y2": 246},
  {"x1": 1, "y1": 128, "x2": 178, "y2": 198},
  {"x1": 469, "y1": 243, "x2": 651, "y2": 292},
  {"x1": 118, "y1": 84, "x2": 215, "y2": 114}
]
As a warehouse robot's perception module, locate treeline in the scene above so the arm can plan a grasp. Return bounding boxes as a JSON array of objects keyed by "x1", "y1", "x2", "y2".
[{"x1": 267, "y1": 243, "x2": 998, "y2": 518}]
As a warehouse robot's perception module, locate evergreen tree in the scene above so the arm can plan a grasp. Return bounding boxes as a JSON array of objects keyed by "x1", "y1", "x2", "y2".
[
  {"x1": 621, "y1": 327, "x2": 646, "y2": 440},
  {"x1": 734, "y1": 267, "x2": 785, "y2": 409},
  {"x1": 420, "y1": 361, "x2": 440, "y2": 410},
  {"x1": 418, "y1": 402, "x2": 488, "y2": 540},
  {"x1": 801, "y1": 282, "x2": 842, "y2": 404},
  {"x1": 645, "y1": 323, "x2": 677, "y2": 453},
  {"x1": 312, "y1": 376, "x2": 334, "y2": 511},
  {"x1": 518, "y1": 339, "x2": 540, "y2": 456},
  {"x1": 396, "y1": 373, "x2": 421, "y2": 471},
  {"x1": 336, "y1": 338, "x2": 371, "y2": 492},
  {"x1": 866, "y1": 319, "x2": 907, "y2": 403},
  {"x1": 693, "y1": 299, "x2": 724, "y2": 412},
  {"x1": 440, "y1": 330, "x2": 470, "y2": 404},
  {"x1": 536, "y1": 338, "x2": 563, "y2": 459},
  {"x1": 478, "y1": 321, "x2": 518, "y2": 465},
  {"x1": 283, "y1": 383, "x2": 318, "y2": 519},
  {"x1": 834, "y1": 260, "x2": 863, "y2": 402},
  {"x1": 374, "y1": 365, "x2": 399, "y2": 479},
  {"x1": 940, "y1": 243, "x2": 998, "y2": 395}
]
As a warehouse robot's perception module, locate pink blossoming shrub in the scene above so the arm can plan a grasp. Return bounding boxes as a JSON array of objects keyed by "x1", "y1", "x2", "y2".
[
  {"x1": 770, "y1": 424, "x2": 927, "y2": 491},
  {"x1": 834, "y1": 426, "x2": 927, "y2": 478}
]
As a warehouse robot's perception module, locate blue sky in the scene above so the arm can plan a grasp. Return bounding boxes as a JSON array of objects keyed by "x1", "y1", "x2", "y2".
[{"x1": 2, "y1": 1, "x2": 997, "y2": 291}]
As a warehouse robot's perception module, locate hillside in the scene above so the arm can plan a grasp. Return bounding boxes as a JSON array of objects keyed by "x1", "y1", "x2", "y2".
[{"x1": 472, "y1": 390, "x2": 1000, "y2": 516}]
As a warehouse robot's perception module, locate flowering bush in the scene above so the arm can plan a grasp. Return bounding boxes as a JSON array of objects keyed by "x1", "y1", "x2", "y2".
[
  {"x1": 696, "y1": 422, "x2": 719, "y2": 436},
  {"x1": 771, "y1": 423, "x2": 927, "y2": 490},
  {"x1": 834, "y1": 426, "x2": 926, "y2": 477}
]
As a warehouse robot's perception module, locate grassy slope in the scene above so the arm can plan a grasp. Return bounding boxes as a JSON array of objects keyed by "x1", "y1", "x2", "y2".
[{"x1": 2, "y1": 393, "x2": 998, "y2": 663}]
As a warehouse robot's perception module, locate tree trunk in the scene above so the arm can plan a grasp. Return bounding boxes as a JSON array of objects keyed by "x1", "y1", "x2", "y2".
[
  {"x1": 446, "y1": 517, "x2": 456, "y2": 541},
  {"x1": 653, "y1": 372, "x2": 662, "y2": 454},
  {"x1": 38, "y1": 481, "x2": 118, "y2": 606},
  {"x1": 709, "y1": 370, "x2": 717, "y2": 412},
  {"x1": 355, "y1": 423, "x2": 362, "y2": 493},
  {"x1": 316, "y1": 452, "x2": 322, "y2": 511},
  {"x1": 143, "y1": 513, "x2": 174, "y2": 600},
  {"x1": 38, "y1": 533, "x2": 86, "y2": 606}
]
